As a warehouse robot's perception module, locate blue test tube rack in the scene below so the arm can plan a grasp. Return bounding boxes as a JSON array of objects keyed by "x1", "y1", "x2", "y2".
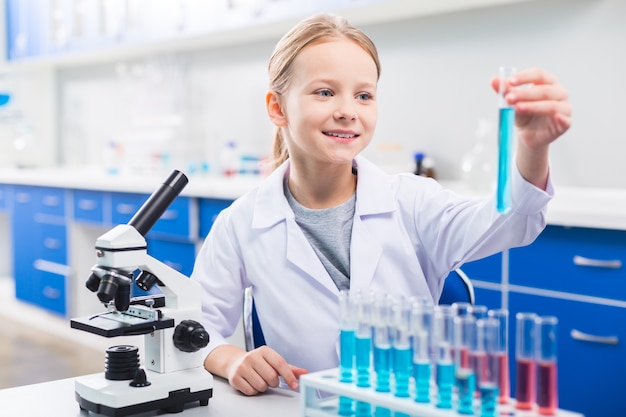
[{"x1": 299, "y1": 368, "x2": 585, "y2": 417}]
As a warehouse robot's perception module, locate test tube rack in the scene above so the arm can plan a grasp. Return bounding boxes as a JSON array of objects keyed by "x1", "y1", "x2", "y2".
[{"x1": 299, "y1": 368, "x2": 584, "y2": 417}]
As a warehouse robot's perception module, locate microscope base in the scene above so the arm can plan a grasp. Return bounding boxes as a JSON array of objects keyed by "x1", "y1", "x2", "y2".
[{"x1": 75, "y1": 368, "x2": 213, "y2": 417}]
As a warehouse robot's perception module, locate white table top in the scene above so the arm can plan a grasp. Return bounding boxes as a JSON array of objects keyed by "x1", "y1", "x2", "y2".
[{"x1": 0, "y1": 375, "x2": 300, "y2": 417}]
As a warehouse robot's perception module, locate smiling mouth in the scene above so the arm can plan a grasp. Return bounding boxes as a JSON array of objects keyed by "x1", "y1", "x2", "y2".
[{"x1": 324, "y1": 131, "x2": 359, "y2": 139}]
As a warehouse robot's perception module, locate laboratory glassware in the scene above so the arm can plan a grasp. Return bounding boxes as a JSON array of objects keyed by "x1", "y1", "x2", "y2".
[
  {"x1": 487, "y1": 309, "x2": 510, "y2": 403},
  {"x1": 411, "y1": 303, "x2": 432, "y2": 403},
  {"x1": 452, "y1": 301, "x2": 473, "y2": 317},
  {"x1": 477, "y1": 318, "x2": 500, "y2": 417},
  {"x1": 454, "y1": 315, "x2": 477, "y2": 415},
  {"x1": 496, "y1": 66, "x2": 517, "y2": 213},
  {"x1": 536, "y1": 316, "x2": 558, "y2": 416},
  {"x1": 392, "y1": 299, "x2": 412, "y2": 399},
  {"x1": 339, "y1": 289, "x2": 356, "y2": 416},
  {"x1": 515, "y1": 312, "x2": 537, "y2": 410},
  {"x1": 433, "y1": 305, "x2": 455, "y2": 409}
]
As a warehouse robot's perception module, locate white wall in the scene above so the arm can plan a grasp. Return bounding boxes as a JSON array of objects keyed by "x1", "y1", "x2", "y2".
[{"x1": 55, "y1": 0, "x2": 624, "y2": 188}]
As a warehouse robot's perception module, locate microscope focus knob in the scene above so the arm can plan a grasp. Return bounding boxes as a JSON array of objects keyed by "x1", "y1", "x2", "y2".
[{"x1": 173, "y1": 320, "x2": 209, "y2": 353}]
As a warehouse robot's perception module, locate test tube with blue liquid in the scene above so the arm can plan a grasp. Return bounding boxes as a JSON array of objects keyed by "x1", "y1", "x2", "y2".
[
  {"x1": 411, "y1": 303, "x2": 432, "y2": 404},
  {"x1": 455, "y1": 315, "x2": 477, "y2": 415},
  {"x1": 392, "y1": 300, "x2": 412, "y2": 400},
  {"x1": 536, "y1": 316, "x2": 558, "y2": 416},
  {"x1": 496, "y1": 66, "x2": 517, "y2": 213},
  {"x1": 487, "y1": 309, "x2": 510, "y2": 404},
  {"x1": 477, "y1": 318, "x2": 500, "y2": 417},
  {"x1": 339, "y1": 290, "x2": 356, "y2": 416},
  {"x1": 355, "y1": 291, "x2": 373, "y2": 417},
  {"x1": 433, "y1": 305, "x2": 455, "y2": 409},
  {"x1": 372, "y1": 294, "x2": 392, "y2": 417},
  {"x1": 515, "y1": 312, "x2": 537, "y2": 410}
]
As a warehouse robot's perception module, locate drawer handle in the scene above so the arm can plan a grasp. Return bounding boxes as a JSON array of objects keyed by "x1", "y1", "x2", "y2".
[
  {"x1": 42, "y1": 286, "x2": 61, "y2": 299},
  {"x1": 573, "y1": 255, "x2": 622, "y2": 269},
  {"x1": 116, "y1": 203, "x2": 136, "y2": 215},
  {"x1": 78, "y1": 199, "x2": 97, "y2": 211},
  {"x1": 43, "y1": 195, "x2": 60, "y2": 207},
  {"x1": 160, "y1": 210, "x2": 178, "y2": 220},
  {"x1": 570, "y1": 329, "x2": 619, "y2": 345},
  {"x1": 44, "y1": 238, "x2": 62, "y2": 250}
]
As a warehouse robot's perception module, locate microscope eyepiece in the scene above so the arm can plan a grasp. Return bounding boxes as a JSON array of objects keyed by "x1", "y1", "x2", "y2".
[
  {"x1": 85, "y1": 272, "x2": 101, "y2": 293},
  {"x1": 128, "y1": 170, "x2": 188, "y2": 237}
]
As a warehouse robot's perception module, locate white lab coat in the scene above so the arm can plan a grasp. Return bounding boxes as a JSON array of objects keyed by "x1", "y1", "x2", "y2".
[{"x1": 191, "y1": 155, "x2": 552, "y2": 373}]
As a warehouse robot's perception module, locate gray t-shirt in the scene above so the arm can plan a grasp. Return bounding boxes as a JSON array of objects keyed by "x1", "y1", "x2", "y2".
[{"x1": 284, "y1": 181, "x2": 355, "y2": 290}]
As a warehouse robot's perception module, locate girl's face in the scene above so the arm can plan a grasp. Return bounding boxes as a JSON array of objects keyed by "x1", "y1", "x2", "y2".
[{"x1": 270, "y1": 38, "x2": 378, "y2": 170}]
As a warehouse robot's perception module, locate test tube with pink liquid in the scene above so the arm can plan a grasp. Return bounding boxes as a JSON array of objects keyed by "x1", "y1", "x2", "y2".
[
  {"x1": 536, "y1": 316, "x2": 559, "y2": 415},
  {"x1": 515, "y1": 312, "x2": 537, "y2": 410},
  {"x1": 488, "y1": 309, "x2": 510, "y2": 404}
]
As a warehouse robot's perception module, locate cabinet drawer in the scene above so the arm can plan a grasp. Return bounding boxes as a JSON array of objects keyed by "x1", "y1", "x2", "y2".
[
  {"x1": 149, "y1": 196, "x2": 193, "y2": 239},
  {"x1": 473, "y1": 286, "x2": 502, "y2": 310},
  {"x1": 147, "y1": 238, "x2": 196, "y2": 277},
  {"x1": 73, "y1": 189, "x2": 105, "y2": 224},
  {"x1": 35, "y1": 187, "x2": 66, "y2": 217},
  {"x1": 509, "y1": 292, "x2": 626, "y2": 417},
  {"x1": 36, "y1": 270, "x2": 67, "y2": 316},
  {"x1": 198, "y1": 198, "x2": 232, "y2": 238},
  {"x1": 111, "y1": 192, "x2": 147, "y2": 225},
  {"x1": 461, "y1": 252, "x2": 502, "y2": 283},
  {"x1": 36, "y1": 223, "x2": 67, "y2": 264},
  {"x1": 509, "y1": 226, "x2": 626, "y2": 300}
]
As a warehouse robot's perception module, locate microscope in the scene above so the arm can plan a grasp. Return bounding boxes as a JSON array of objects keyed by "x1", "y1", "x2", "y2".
[{"x1": 70, "y1": 170, "x2": 213, "y2": 416}]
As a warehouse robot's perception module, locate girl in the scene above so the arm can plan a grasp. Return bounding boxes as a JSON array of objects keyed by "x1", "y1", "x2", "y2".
[{"x1": 191, "y1": 13, "x2": 571, "y2": 396}]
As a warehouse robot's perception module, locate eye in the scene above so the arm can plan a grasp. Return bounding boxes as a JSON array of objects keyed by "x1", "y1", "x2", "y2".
[
  {"x1": 356, "y1": 92, "x2": 372, "y2": 101},
  {"x1": 316, "y1": 89, "x2": 333, "y2": 97}
]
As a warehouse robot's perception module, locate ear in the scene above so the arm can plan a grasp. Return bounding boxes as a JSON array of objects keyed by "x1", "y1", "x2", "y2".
[{"x1": 266, "y1": 91, "x2": 288, "y2": 127}]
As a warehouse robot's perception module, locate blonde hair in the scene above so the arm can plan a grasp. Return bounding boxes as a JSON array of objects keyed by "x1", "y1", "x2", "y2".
[{"x1": 268, "y1": 13, "x2": 381, "y2": 169}]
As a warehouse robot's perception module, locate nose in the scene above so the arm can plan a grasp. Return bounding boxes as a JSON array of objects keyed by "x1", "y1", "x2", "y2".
[{"x1": 334, "y1": 98, "x2": 358, "y2": 121}]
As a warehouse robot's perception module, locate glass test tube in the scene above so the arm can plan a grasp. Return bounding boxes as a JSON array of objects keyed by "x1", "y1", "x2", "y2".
[
  {"x1": 477, "y1": 318, "x2": 500, "y2": 417},
  {"x1": 392, "y1": 299, "x2": 412, "y2": 398},
  {"x1": 339, "y1": 290, "x2": 356, "y2": 416},
  {"x1": 454, "y1": 315, "x2": 477, "y2": 415},
  {"x1": 433, "y1": 305, "x2": 455, "y2": 409},
  {"x1": 536, "y1": 316, "x2": 558, "y2": 416},
  {"x1": 411, "y1": 303, "x2": 432, "y2": 403},
  {"x1": 515, "y1": 312, "x2": 537, "y2": 410},
  {"x1": 355, "y1": 291, "x2": 373, "y2": 417},
  {"x1": 355, "y1": 292, "x2": 373, "y2": 388},
  {"x1": 488, "y1": 309, "x2": 510, "y2": 404},
  {"x1": 496, "y1": 66, "x2": 517, "y2": 214},
  {"x1": 373, "y1": 294, "x2": 393, "y2": 393}
]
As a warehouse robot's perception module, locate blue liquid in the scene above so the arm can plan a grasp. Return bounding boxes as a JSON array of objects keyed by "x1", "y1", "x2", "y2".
[
  {"x1": 413, "y1": 361, "x2": 431, "y2": 403},
  {"x1": 497, "y1": 107, "x2": 515, "y2": 213},
  {"x1": 374, "y1": 345, "x2": 391, "y2": 392},
  {"x1": 339, "y1": 396, "x2": 354, "y2": 416},
  {"x1": 340, "y1": 329, "x2": 356, "y2": 383},
  {"x1": 393, "y1": 348, "x2": 411, "y2": 398},
  {"x1": 374, "y1": 406, "x2": 391, "y2": 417},
  {"x1": 456, "y1": 368, "x2": 476, "y2": 415},
  {"x1": 436, "y1": 361, "x2": 454, "y2": 409},
  {"x1": 356, "y1": 400, "x2": 372, "y2": 417},
  {"x1": 356, "y1": 336, "x2": 372, "y2": 387},
  {"x1": 480, "y1": 383, "x2": 499, "y2": 417}
]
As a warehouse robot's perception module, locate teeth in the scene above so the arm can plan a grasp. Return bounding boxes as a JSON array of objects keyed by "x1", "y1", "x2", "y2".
[{"x1": 326, "y1": 132, "x2": 356, "y2": 138}]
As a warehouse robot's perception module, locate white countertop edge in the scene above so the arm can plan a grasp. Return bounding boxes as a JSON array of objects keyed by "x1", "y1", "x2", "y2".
[{"x1": 2, "y1": 169, "x2": 625, "y2": 231}]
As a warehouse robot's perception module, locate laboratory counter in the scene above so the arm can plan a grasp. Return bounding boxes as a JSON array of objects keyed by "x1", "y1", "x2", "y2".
[
  {"x1": 0, "y1": 374, "x2": 300, "y2": 417},
  {"x1": 1, "y1": 168, "x2": 626, "y2": 230}
]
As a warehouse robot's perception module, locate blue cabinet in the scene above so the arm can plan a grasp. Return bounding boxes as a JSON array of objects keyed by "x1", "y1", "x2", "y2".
[
  {"x1": 0, "y1": 184, "x2": 7, "y2": 211},
  {"x1": 73, "y1": 189, "x2": 106, "y2": 224},
  {"x1": 462, "y1": 252, "x2": 502, "y2": 283},
  {"x1": 199, "y1": 198, "x2": 232, "y2": 239},
  {"x1": 510, "y1": 226, "x2": 626, "y2": 301},
  {"x1": 10, "y1": 185, "x2": 69, "y2": 316}
]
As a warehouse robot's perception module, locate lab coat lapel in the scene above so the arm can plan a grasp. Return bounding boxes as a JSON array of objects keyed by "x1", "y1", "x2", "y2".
[{"x1": 349, "y1": 156, "x2": 397, "y2": 289}]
